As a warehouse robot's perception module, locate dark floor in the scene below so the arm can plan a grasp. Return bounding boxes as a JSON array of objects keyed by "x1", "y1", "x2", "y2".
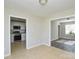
[{"x1": 51, "y1": 39, "x2": 75, "y2": 53}]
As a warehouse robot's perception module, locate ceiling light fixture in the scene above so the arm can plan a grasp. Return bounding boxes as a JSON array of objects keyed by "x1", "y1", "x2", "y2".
[{"x1": 39, "y1": 0, "x2": 48, "y2": 6}]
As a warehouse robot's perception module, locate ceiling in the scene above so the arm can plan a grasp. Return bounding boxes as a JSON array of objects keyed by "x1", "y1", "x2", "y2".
[
  {"x1": 5, "y1": 0, "x2": 75, "y2": 18},
  {"x1": 11, "y1": 17, "x2": 26, "y2": 23}
]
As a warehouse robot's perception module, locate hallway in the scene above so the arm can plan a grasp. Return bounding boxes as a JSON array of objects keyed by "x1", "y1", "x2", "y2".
[{"x1": 11, "y1": 41, "x2": 26, "y2": 53}]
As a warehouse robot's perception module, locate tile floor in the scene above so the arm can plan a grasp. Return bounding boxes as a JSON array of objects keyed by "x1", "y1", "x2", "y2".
[{"x1": 5, "y1": 41, "x2": 75, "y2": 59}]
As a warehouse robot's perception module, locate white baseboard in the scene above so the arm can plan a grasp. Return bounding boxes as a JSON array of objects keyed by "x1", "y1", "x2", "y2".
[
  {"x1": 27, "y1": 41, "x2": 51, "y2": 49},
  {"x1": 51, "y1": 39, "x2": 58, "y2": 41},
  {"x1": 4, "y1": 53, "x2": 11, "y2": 57},
  {"x1": 42, "y1": 42, "x2": 50, "y2": 46},
  {"x1": 5, "y1": 42, "x2": 49, "y2": 57},
  {"x1": 27, "y1": 43, "x2": 44, "y2": 49}
]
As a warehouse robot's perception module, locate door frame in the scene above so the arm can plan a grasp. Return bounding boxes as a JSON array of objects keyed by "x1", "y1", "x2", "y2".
[
  {"x1": 49, "y1": 15, "x2": 74, "y2": 46},
  {"x1": 9, "y1": 15, "x2": 28, "y2": 55}
]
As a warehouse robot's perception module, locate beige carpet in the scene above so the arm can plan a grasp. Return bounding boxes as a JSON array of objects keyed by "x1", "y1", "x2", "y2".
[{"x1": 5, "y1": 41, "x2": 75, "y2": 59}]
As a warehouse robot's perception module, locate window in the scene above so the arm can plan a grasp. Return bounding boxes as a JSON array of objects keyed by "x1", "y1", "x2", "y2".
[{"x1": 65, "y1": 24, "x2": 75, "y2": 34}]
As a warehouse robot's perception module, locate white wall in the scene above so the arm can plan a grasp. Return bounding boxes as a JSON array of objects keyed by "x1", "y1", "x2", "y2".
[
  {"x1": 51, "y1": 21, "x2": 58, "y2": 41},
  {"x1": 4, "y1": 10, "x2": 11, "y2": 57},
  {"x1": 4, "y1": 7, "x2": 74, "y2": 57},
  {"x1": 27, "y1": 17, "x2": 45, "y2": 49},
  {"x1": 4, "y1": 8, "x2": 46, "y2": 57},
  {"x1": 41, "y1": 19, "x2": 50, "y2": 46}
]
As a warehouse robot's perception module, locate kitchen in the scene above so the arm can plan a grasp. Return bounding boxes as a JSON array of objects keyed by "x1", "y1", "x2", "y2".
[{"x1": 10, "y1": 17, "x2": 26, "y2": 52}]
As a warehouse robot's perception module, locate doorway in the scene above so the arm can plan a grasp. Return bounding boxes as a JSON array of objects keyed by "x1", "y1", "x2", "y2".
[
  {"x1": 50, "y1": 16, "x2": 75, "y2": 52},
  {"x1": 10, "y1": 16, "x2": 26, "y2": 53}
]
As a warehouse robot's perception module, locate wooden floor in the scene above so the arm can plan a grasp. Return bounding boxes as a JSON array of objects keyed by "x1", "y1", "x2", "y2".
[{"x1": 5, "y1": 41, "x2": 75, "y2": 59}]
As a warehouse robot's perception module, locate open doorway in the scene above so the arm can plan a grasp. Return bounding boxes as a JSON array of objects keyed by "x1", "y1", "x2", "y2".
[
  {"x1": 50, "y1": 16, "x2": 75, "y2": 53},
  {"x1": 10, "y1": 16, "x2": 26, "y2": 53}
]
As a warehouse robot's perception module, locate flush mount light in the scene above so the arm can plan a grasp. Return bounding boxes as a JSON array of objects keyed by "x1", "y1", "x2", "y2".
[{"x1": 39, "y1": 0, "x2": 48, "y2": 6}]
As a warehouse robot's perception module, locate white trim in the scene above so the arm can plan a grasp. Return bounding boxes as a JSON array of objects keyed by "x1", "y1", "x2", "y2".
[
  {"x1": 4, "y1": 53, "x2": 11, "y2": 57},
  {"x1": 9, "y1": 15, "x2": 28, "y2": 56},
  {"x1": 43, "y1": 42, "x2": 50, "y2": 46},
  {"x1": 49, "y1": 19, "x2": 51, "y2": 46},
  {"x1": 8, "y1": 16, "x2": 11, "y2": 56},
  {"x1": 27, "y1": 43, "x2": 43, "y2": 49},
  {"x1": 25, "y1": 18, "x2": 27, "y2": 48},
  {"x1": 27, "y1": 42, "x2": 50, "y2": 49},
  {"x1": 50, "y1": 15, "x2": 75, "y2": 21}
]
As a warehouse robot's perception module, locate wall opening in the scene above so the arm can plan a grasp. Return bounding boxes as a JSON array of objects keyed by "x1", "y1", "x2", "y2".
[{"x1": 10, "y1": 16, "x2": 27, "y2": 54}]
